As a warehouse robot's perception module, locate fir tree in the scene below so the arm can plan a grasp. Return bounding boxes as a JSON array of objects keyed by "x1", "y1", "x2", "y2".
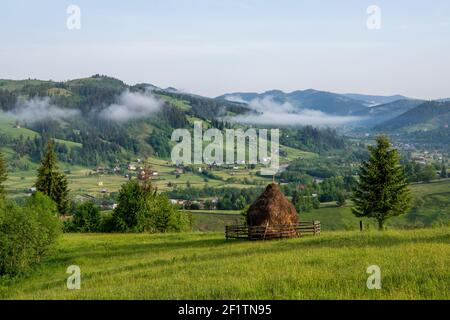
[
  {"x1": 0, "y1": 151, "x2": 7, "y2": 197},
  {"x1": 352, "y1": 135, "x2": 411, "y2": 230},
  {"x1": 35, "y1": 140, "x2": 69, "y2": 215}
]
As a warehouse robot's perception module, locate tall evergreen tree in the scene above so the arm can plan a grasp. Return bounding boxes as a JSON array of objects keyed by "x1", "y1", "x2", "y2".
[
  {"x1": 0, "y1": 150, "x2": 7, "y2": 197},
  {"x1": 352, "y1": 136, "x2": 411, "y2": 230},
  {"x1": 35, "y1": 140, "x2": 69, "y2": 215}
]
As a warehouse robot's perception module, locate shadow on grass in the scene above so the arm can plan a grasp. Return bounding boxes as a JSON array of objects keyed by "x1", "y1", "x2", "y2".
[
  {"x1": 5, "y1": 230, "x2": 449, "y2": 297},
  {"x1": 50, "y1": 230, "x2": 450, "y2": 265}
]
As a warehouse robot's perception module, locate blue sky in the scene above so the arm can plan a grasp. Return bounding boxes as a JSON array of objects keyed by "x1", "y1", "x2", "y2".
[{"x1": 1, "y1": 0, "x2": 449, "y2": 98}]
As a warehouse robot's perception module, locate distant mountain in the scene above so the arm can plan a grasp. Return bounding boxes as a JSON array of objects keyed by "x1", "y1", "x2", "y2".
[
  {"x1": 342, "y1": 93, "x2": 409, "y2": 106},
  {"x1": 217, "y1": 89, "x2": 415, "y2": 116},
  {"x1": 217, "y1": 89, "x2": 368, "y2": 116},
  {"x1": 375, "y1": 101, "x2": 450, "y2": 132},
  {"x1": 354, "y1": 99, "x2": 425, "y2": 127}
]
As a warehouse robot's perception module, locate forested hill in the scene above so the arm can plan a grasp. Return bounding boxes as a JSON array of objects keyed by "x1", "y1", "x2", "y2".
[
  {"x1": 0, "y1": 75, "x2": 248, "y2": 118},
  {"x1": 0, "y1": 75, "x2": 349, "y2": 169},
  {"x1": 375, "y1": 101, "x2": 450, "y2": 132},
  {"x1": 217, "y1": 89, "x2": 369, "y2": 115}
]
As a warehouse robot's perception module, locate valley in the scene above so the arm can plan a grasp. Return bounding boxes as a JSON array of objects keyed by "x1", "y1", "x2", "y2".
[{"x1": 1, "y1": 75, "x2": 449, "y2": 232}]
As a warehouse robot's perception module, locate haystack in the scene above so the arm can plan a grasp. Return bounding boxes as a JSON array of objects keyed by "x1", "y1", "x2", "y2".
[{"x1": 247, "y1": 183, "x2": 298, "y2": 239}]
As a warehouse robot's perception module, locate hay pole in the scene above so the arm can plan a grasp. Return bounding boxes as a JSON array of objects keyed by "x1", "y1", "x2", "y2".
[{"x1": 263, "y1": 221, "x2": 270, "y2": 240}]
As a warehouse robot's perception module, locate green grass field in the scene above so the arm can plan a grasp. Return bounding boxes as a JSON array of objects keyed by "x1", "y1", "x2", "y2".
[{"x1": 2, "y1": 228, "x2": 449, "y2": 300}]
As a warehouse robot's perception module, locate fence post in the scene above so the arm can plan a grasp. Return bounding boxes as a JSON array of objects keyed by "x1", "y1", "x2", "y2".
[{"x1": 360, "y1": 220, "x2": 363, "y2": 232}]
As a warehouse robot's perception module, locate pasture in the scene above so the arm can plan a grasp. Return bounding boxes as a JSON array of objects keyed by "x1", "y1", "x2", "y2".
[{"x1": 2, "y1": 228, "x2": 449, "y2": 300}]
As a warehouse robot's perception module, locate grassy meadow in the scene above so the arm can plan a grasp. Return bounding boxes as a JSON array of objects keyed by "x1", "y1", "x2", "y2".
[{"x1": 2, "y1": 228, "x2": 449, "y2": 300}]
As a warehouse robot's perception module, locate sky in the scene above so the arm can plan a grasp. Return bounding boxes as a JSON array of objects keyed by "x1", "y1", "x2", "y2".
[{"x1": 0, "y1": 0, "x2": 449, "y2": 99}]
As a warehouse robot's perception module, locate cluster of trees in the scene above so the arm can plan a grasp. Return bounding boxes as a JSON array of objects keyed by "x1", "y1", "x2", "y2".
[
  {"x1": 110, "y1": 180, "x2": 189, "y2": 233},
  {"x1": 291, "y1": 188, "x2": 321, "y2": 212},
  {"x1": 280, "y1": 127, "x2": 347, "y2": 154},
  {"x1": 64, "y1": 202, "x2": 103, "y2": 233},
  {"x1": 0, "y1": 89, "x2": 17, "y2": 111},
  {"x1": 1, "y1": 138, "x2": 71, "y2": 216},
  {"x1": 0, "y1": 127, "x2": 135, "y2": 169},
  {"x1": 166, "y1": 185, "x2": 264, "y2": 210},
  {"x1": 279, "y1": 155, "x2": 359, "y2": 184},
  {"x1": 281, "y1": 176, "x2": 353, "y2": 212},
  {"x1": 0, "y1": 194, "x2": 61, "y2": 276},
  {"x1": 160, "y1": 91, "x2": 249, "y2": 120},
  {"x1": 0, "y1": 150, "x2": 61, "y2": 276},
  {"x1": 404, "y1": 161, "x2": 443, "y2": 183},
  {"x1": 166, "y1": 173, "x2": 357, "y2": 212},
  {"x1": 0, "y1": 139, "x2": 192, "y2": 276},
  {"x1": 216, "y1": 188, "x2": 262, "y2": 210}
]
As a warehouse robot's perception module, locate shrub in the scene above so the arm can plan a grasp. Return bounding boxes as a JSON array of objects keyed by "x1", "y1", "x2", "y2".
[
  {"x1": 112, "y1": 180, "x2": 189, "y2": 233},
  {"x1": 112, "y1": 180, "x2": 144, "y2": 232},
  {"x1": 336, "y1": 193, "x2": 347, "y2": 207},
  {"x1": 138, "y1": 193, "x2": 190, "y2": 233},
  {"x1": 25, "y1": 192, "x2": 61, "y2": 255},
  {"x1": 0, "y1": 193, "x2": 61, "y2": 276},
  {"x1": 67, "y1": 202, "x2": 102, "y2": 232},
  {"x1": 100, "y1": 212, "x2": 115, "y2": 233}
]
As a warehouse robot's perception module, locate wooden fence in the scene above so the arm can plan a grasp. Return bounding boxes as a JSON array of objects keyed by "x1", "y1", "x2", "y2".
[{"x1": 225, "y1": 221, "x2": 321, "y2": 241}]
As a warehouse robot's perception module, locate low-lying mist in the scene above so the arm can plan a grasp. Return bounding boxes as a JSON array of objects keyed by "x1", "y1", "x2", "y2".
[
  {"x1": 6, "y1": 97, "x2": 80, "y2": 123},
  {"x1": 227, "y1": 96, "x2": 362, "y2": 126},
  {"x1": 99, "y1": 90, "x2": 163, "y2": 122},
  {"x1": 2, "y1": 89, "x2": 163, "y2": 124}
]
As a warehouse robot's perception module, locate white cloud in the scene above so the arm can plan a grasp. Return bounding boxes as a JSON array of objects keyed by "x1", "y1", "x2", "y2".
[
  {"x1": 224, "y1": 95, "x2": 248, "y2": 103},
  {"x1": 99, "y1": 90, "x2": 163, "y2": 122},
  {"x1": 228, "y1": 96, "x2": 361, "y2": 126},
  {"x1": 7, "y1": 97, "x2": 79, "y2": 122}
]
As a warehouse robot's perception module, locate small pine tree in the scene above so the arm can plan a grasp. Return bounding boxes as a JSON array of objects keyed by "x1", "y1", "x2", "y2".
[
  {"x1": 352, "y1": 135, "x2": 411, "y2": 230},
  {"x1": 440, "y1": 162, "x2": 447, "y2": 179},
  {"x1": 0, "y1": 151, "x2": 7, "y2": 197},
  {"x1": 53, "y1": 173, "x2": 69, "y2": 216},
  {"x1": 35, "y1": 140, "x2": 69, "y2": 215}
]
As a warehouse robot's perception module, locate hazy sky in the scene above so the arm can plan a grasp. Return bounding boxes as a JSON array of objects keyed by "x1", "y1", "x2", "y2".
[{"x1": 1, "y1": 0, "x2": 449, "y2": 99}]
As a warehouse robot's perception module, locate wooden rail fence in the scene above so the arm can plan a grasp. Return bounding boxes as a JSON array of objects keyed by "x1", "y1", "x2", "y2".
[{"x1": 225, "y1": 221, "x2": 321, "y2": 241}]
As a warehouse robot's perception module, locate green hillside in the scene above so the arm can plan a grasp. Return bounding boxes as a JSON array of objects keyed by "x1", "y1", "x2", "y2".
[{"x1": 376, "y1": 101, "x2": 450, "y2": 133}]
